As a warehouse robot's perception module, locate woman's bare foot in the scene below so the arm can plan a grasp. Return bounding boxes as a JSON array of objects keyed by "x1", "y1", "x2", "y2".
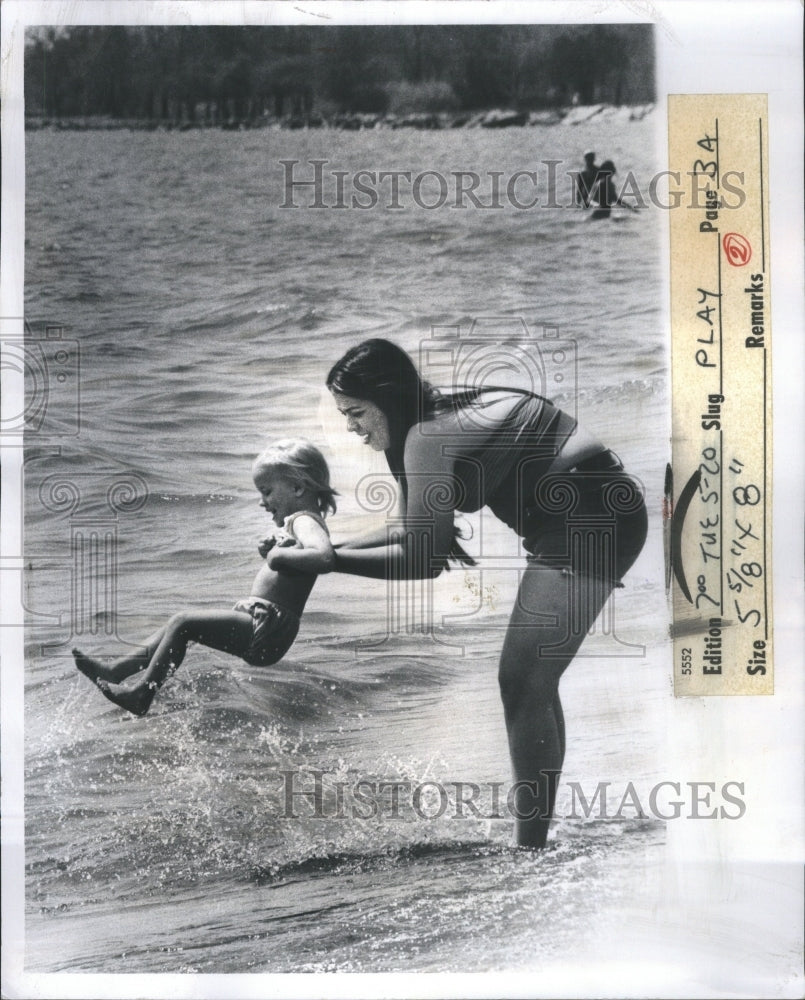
[{"x1": 95, "y1": 678, "x2": 155, "y2": 716}]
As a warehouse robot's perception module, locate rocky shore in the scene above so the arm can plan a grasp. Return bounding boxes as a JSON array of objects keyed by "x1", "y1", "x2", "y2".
[{"x1": 26, "y1": 103, "x2": 654, "y2": 133}]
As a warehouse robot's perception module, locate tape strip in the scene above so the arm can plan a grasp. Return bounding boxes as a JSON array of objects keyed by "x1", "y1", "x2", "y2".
[{"x1": 668, "y1": 94, "x2": 772, "y2": 695}]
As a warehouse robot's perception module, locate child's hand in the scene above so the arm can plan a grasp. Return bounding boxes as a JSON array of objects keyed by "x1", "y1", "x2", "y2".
[
  {"x1": 258, "y1": 529, "x2": 297, "y2": 558},
  {"x1": 257, "y1": 535, "x2": 276, "y2": 558}
]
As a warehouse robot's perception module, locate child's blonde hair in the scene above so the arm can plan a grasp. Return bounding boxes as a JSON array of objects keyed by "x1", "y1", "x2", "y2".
[{"x1": 253, "y1": 439, "x2": 337, "y2": 516}]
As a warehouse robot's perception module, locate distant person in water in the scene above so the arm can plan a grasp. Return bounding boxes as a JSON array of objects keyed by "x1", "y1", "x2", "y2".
[
  {"x1": 73, "y1": 439, "x2": 336, "y2": 716},
  {"x1": 590, "y1": 159, "x2": 638, "y2": 219},
  {"x1": 574, "y1": 150, "x2": 599, "y2": 207}
]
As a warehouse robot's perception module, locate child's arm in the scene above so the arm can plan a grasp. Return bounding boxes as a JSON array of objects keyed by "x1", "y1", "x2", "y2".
[{"x1": 267, "y1": 515, "x2": 334, "y2": 575}]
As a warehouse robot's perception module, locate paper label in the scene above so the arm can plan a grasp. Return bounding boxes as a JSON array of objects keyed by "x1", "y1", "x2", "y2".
[{"x1": 668, "y1": 94, "x2": 772, "y2": 695}]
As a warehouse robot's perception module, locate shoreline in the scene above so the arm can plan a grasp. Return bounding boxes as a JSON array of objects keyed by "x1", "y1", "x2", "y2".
[{"x1": 25, "y1": 102, "x2": 654, "y2": 133}]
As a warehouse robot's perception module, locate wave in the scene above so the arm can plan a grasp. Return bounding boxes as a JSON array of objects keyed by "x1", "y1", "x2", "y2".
[
  {"x1": 249, "y1": 816, "x2": 664, "y2": 884},
  {"x1": 147, "y1": 491, "x2": 238, "y2": 506},
  {"x1": 248, "y1": 839, "x2": 514, "y2": 884}
]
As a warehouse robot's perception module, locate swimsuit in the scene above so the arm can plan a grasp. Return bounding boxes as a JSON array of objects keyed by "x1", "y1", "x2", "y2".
[
  {"x1": 234, "y1": 510, "x2": 329, "y2": 667},
  {"x1": 282, "y1": 510, "x2": 329, "y2": 536},
  {"x1": 235, "y1": 597, "x2": 300, "y2": 667},
  {"x1": 520, "y1": 449, "x2": 648, "y2": 585},
  {"x1": 451, "y1": 391, "x2": 647, "y2": 583}
]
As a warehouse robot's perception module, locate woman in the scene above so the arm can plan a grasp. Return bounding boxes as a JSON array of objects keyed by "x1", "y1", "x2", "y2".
[{"x1": 326, "y1": 339, "x2": 647, "y2": 848}]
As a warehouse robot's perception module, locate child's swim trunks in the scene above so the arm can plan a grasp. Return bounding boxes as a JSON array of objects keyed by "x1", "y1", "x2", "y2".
[{"x1": 233, "y1": 596, "x2": 300, "y2": 667}]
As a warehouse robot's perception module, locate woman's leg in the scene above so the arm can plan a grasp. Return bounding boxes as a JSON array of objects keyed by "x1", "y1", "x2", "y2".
[
  {"x1": 96, "y1": 610, "x2": 254, "y2": 716},
  {"x1": 552, "y1": 689, "x2": 566, "y2": 770},
  {"x1": 73, "y1": 627, "x2": 168, "y2": 683},
  {"x1": 498, "y1": 564, "x2": 613, "y2": 848}
]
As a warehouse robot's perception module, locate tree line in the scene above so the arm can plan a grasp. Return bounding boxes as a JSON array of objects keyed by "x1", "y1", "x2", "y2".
[{"x1": 25, "y1": 24, "x2": 654, "y2": 123}]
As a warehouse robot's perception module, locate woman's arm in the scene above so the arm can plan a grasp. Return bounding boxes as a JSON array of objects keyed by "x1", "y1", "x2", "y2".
[
  {"x1": 267, "y1": 515, "x2": 335, "y2": 574},
  {"x1": 331, "y1": 541, "x2": 405, "y2": 578},
  {"x1": 334, "y1": 523, "x2": 395, "y2": 550},
  {"x1": 332, "y1": 431, "x2": 457, "y2": 580}
]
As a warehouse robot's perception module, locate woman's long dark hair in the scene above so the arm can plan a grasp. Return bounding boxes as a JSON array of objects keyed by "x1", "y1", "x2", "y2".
[
  {"x1": 327, "y1": 339, "x2": 475, "y2": 567},
  {"x1": 326, "y1": 339, "x2": 443, "y2": 471}
]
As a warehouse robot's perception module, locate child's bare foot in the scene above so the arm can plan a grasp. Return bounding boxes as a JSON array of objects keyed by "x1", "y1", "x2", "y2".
[
  {"x1": 95, "y1": 679, "x2": 155, "y2": 717},
  {"x1": 73, "y1": 647, "x2": 114, "y2": 683},
  {"x1": 73, "y1": 647, "x2": 148, "y2": 684}
]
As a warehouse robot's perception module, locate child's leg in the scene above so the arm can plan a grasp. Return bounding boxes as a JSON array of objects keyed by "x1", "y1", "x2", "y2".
[
  {"x1": 96, "y1": 610, "x2": 254, "y2": 716},
  {"x1": 73, "y1": 627, "x2": 168, "y2": 683}
]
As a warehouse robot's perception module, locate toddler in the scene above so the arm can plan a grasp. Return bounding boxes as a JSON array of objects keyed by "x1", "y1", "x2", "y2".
[{"x1": 73, "y1": 439, "x2": 336, "y2": 716}]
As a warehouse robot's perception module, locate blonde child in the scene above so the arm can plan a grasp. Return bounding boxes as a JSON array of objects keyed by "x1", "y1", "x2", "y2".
[{"x1": 73, "y1": 439, "x2": 336, "y2": 716}]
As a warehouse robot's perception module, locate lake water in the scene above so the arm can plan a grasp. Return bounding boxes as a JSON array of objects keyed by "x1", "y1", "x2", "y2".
[{"x1": 21, "y1": 115, "x2": 682, "y2": 979}]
